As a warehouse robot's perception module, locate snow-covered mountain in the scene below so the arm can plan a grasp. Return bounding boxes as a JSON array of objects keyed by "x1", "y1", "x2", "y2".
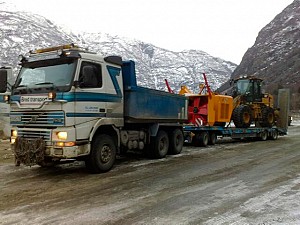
[
  {"x1": 79, "y1": 32, "x2": 236, "y2": 91},
  {"x1": 0, "y1": 2, "x2": 236, "y2": 92}
]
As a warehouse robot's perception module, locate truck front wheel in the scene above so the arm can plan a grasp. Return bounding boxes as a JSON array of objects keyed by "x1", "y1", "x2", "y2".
[{"x1": 85, "y1": 134, "x2": 116, "y2": 173}]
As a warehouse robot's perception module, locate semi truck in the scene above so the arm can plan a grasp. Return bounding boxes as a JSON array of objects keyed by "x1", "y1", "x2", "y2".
[
  {"x1": 0, "y1": 44, "x2": 289, "y2": 173},
  {"x1": 0, "y1": 44, "x2": 188, "y2": 173}
]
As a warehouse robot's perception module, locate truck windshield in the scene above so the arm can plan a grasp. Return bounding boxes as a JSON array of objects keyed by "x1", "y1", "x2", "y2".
[{"x1": 13, "y1": 58, "x2": 77, "y2": 94}]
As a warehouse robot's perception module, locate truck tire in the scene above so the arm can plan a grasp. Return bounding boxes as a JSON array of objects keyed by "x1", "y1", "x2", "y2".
[
  {"x1": 193, "y1": 132, "x2": 209, "y2": 147},
  {"x1": 85, "y1": 134, "x2": 116, "y2": 173},
  {"x1": 168, "y1": 128, "x2": 184, "y2": 155},
  {"x1": 232, "y1": 105, "x2": 252, "y2": 128},
  {"x1": 208, "y1": 132, "x2": 217, "y2": 145},
  {"x1": 151, "y1": 130, "x2": 169, "y2": 159},
  {"x1": 260, "y1": 106, "x2": 275, "y2": 127}
]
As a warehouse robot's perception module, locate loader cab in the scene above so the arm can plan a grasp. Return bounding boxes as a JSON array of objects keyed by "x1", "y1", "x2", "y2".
[{"x1": 232, "y1": 77, "x2": 263, "y2": 103}]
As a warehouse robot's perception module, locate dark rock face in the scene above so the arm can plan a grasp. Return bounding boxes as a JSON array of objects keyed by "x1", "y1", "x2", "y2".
[{"x1": 231, "y1": 0, "x2": 300, "y2": 94}]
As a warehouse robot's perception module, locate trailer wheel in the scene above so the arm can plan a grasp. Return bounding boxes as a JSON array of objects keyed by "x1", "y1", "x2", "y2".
[
  {"x1": 208, "y1": 132, "x2": 217, "y2": 145},
  {"x1": 193, "y1": 132, "x2": 209, "y2": 147},
  {"x1": 151, "y1": 130, "x2": 169, "y2": 159},
  {"x1": 168, "y1": 128, "x2": 184, "y2": 155},
  {"x1": 269, "y1": 130, "x2": 278, "y2": 140},
  {"x1": 260, "y1": 130, "x2": 268, "y2": 141},
  {"x1": 85, "y1": 134, "x2": 116, "y2": 173}
]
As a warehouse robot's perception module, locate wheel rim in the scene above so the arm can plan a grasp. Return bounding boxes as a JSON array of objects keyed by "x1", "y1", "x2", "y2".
[
  {"x1": 100, "y1": 145, "x2": 112, "y2": 163},
  {"x1": 243, "y1": 112, "x2": 251, "y2": 124}
]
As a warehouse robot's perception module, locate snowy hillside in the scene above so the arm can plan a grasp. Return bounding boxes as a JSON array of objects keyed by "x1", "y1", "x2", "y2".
[{"x1": 0, "y1": 2, "x2": 236, "y2": 92}]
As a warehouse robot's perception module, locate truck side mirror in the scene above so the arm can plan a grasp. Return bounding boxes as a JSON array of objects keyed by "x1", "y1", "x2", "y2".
[{"x1": 0, "y1": 68, "x2": 8, "y2": 93}]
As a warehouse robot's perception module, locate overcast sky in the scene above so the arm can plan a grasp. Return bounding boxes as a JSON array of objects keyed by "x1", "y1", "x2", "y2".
[{"x1": 5, "y1": 0, "x2": 294, "y2": 64}]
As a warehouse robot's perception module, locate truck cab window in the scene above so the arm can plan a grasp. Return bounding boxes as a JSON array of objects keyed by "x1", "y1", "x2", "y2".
[{"x1": 79, "y1": 62, "x2": 102, "y2": 88}]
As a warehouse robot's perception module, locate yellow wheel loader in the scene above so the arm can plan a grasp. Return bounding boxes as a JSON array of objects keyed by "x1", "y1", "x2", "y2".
[{"x1": 231, "y1": 76, "x2": 275, "y2": 128}]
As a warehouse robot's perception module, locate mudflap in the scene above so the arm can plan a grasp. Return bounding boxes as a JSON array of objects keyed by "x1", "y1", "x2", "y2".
[{"x1": 14, "y1": 137, "x2": 46, "y2": 166}]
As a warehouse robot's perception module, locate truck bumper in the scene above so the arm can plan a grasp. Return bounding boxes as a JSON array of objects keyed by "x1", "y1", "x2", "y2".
[
  {"x1": 49, "y1": 144, "x2": 89, "y2": 158},
  {"x1": 13, "y1": 136, "x2": 90, "y2": 166}
]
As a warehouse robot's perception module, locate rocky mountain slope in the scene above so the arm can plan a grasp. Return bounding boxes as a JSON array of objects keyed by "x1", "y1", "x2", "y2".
[
  {"x1": 0, "y1": 2, "x2": 236, "y2": 92},
  {"x1": 219, "y1": 0, "x2": 300, "y2": 95}
]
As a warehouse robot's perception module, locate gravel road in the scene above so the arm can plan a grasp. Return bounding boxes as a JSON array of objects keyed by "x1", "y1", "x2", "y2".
[{"x1": 0, "y1": 125, "x2": 300, "y2": 225}]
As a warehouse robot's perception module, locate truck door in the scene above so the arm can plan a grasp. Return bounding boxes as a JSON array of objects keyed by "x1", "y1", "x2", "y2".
[
  {"x1": 74, "y1": 60, "x2": 123, "y2": 140},
  {"x1": 74, "y1": 61, "x2": 106, "y2": 140}
]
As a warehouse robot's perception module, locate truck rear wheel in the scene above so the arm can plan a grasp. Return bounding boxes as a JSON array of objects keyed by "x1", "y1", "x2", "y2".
[
  {"x1": 151, "y1": 130, "x2": 169, "y2": 159},
  {"x1": 232, "y1": 105, "x2": 252, "y2": 128},
  {"x1": 168, "y1": 128, "x2": 184, "y2": 155},
  {"x1": 85, "y1": 134, "x2": 116, "y2": 173}
]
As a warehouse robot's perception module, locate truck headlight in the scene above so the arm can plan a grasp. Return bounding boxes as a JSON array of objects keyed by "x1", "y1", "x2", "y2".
[
  {"x1": 12, "y1": 130, "x2": 17, "y2": 137},
  {"x1": 57, "y1": 131, "x2": 67, "y2": 140},
  {"x1": 4, "y1": 95, "x2": 10, "y2": 102},
  {"x1": 11, "y1": 129, "x2": 17, "y2": 144}
]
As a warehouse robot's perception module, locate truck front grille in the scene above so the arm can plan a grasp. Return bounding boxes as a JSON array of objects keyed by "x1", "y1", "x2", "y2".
[
  {"x1": 17, "y1": 128, "x2": 52, "y2": 145},
  {"x1": 10, "y1": 111, "x2": 65, "y2": 127}
]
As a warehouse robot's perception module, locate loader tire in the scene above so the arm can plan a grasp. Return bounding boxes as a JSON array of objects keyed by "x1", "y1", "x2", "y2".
[
  {"x1": 260, "y1": 106, "x2": 275, "y2": 127},
  {"x1": 232, "y1": 105, "x2": 252, "y2": 128}
]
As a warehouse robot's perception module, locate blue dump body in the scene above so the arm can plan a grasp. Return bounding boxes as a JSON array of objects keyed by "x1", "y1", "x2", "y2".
[{"x1": 122, "y1": 60, "x2": 187, "y2": 123}]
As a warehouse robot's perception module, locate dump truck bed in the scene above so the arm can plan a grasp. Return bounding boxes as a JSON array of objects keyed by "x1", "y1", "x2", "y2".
[
  {"x1": 124, "y1": 86, "x2": 187, "y2": 123},
  {"x1": 122, "y1": 60, "x2": 187, "y2": 123}
]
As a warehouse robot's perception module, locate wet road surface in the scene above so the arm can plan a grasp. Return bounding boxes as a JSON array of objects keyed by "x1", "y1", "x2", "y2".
[{"x1": 0, "y1": 126, "x2": 300, "y2": 225}]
